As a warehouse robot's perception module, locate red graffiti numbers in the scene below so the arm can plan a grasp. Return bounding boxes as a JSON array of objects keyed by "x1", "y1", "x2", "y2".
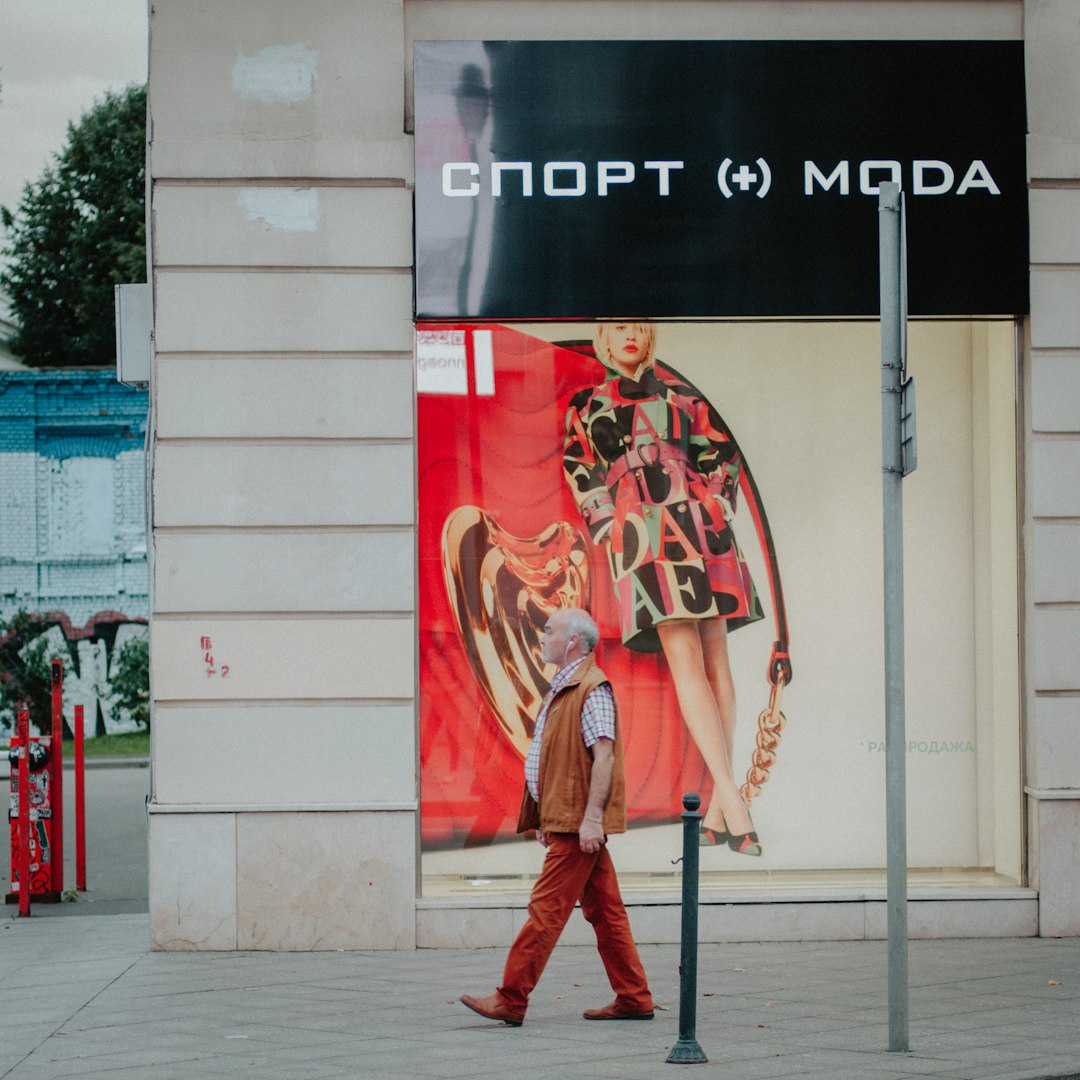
[{"x1": 199, "y1": 636, "x2": 230, "y2": 678}]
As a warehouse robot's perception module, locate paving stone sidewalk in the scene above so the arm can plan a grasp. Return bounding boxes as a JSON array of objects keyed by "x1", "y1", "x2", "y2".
[{"x1": 2, "y1": 914, "x2": 1080, "y2": 1080}]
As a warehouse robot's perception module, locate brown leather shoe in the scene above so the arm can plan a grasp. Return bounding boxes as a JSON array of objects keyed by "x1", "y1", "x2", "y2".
[
  {"x1": 460, "y1": 993, "x2": 525, "y2": 1026},
  {"x1": 583, "y1": 1000, "x2": 655, "y2": 1021}
]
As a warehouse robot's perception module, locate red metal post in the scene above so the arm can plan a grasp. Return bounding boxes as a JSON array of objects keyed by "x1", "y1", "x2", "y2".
[
  {"x1": 49, "y1": 659, "x2": 64, "y2": 895},
  {"x1": 74, "y1": 704, "x2": 86, "y2": 891},
  {"x1": 16, "y1": 710, "x2": 31, "y2": 917}
]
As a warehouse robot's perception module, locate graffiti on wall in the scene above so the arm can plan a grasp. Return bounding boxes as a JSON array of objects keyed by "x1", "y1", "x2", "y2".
[{"x1": 0, "y1": 611, "x2": 148, "y2": 739}]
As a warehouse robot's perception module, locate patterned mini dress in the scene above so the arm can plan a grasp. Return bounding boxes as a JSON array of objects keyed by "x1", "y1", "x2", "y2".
[{"x1": 563, "y1": 360, "x2": 763, "y2": 653}]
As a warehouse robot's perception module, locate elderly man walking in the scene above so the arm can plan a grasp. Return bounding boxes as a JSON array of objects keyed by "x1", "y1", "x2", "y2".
[{"x1": 460, "y1": 607, "x2": 654, "y2": 1026}]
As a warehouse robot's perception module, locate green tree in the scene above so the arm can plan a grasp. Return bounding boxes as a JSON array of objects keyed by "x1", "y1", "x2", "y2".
[
  {"x1": 110, "y1": 634, "x2": 150, "y2": 731},
  {"x1": 1, "y1": 84, "x2": 146, "y2": 367}
]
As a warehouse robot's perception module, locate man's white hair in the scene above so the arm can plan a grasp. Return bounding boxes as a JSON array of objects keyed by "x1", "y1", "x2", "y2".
[{"x1": 560, "y1": 608, "x2": 600, "y2": 653}]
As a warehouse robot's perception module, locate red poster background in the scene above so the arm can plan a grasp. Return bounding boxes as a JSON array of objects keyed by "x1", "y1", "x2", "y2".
[{"x1": 418, "y1": 324, "x2": 710, "y2": 848}]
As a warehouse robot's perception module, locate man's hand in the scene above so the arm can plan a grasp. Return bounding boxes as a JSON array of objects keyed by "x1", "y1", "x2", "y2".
[
  {"x1": 578, "y1": 817, "x2": 606, "y2": 853},
  {"x1": 536, "y1": 830, "x2": 550, "y2": 847},
  {"x1": 579, "y1": 738, "x2": 614, "y2": 853}
]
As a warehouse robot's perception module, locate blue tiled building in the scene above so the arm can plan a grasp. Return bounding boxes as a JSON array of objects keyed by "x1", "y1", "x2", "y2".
[{"x1": 0, "y1": 370, "x2": 149, "y2": 735}]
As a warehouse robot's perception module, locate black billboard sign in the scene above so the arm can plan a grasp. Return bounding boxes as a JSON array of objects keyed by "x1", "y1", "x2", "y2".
[{"x1": 414, "y1": 40, "x2": 1028, "y2": 319}]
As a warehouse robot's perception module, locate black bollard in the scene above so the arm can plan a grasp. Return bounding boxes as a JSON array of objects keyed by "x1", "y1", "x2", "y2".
[{"x1": 666, "y1": 792, "x2": 707, "y2": 1064}]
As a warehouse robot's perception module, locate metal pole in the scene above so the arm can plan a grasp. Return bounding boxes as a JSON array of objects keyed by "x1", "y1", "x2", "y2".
[
  {"x1": 878, "y1": 181, "x2": 909, "y2": 1053},
  {"x1": 50, "y1": 659, "x2": 64, "y2": 895},
  {"x1": 74, "y1": 704, "x2": 87, "y2": 892},
  {"x1": 16, "y1": 710, "x2": 31, "y2": 917},
  {"x1": 666, "y1": 792, "x2": 707, "y2": 1065}
]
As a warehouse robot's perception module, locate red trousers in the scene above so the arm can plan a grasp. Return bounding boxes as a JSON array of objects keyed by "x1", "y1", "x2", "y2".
[{"x1": 497, "y1": 833, "x2": 653, "y2": 1014}]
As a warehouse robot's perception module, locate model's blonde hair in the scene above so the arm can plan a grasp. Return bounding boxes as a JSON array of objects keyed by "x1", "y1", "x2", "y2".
[{"x1": 593, "y1": 321, "x2": 656, "y2": 370}]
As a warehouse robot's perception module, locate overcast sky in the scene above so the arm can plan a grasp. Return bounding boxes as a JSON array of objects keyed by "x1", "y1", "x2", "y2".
[{"x1": 0, "y1": 0, "x2": 148, "y2": 215}]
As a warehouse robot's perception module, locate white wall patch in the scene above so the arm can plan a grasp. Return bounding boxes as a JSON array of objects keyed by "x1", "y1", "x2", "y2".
[
  {"x1": 232, "y1": 44, "x2": 317, "y2": 105},
  {"x1": 237, "y1": 188, "x2": 320, "y2": 232}
]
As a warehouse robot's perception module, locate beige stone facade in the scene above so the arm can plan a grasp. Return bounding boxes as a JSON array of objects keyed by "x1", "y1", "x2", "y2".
[{"x1": 146, "y1": 0, "x2": 1080, "y2": 948}]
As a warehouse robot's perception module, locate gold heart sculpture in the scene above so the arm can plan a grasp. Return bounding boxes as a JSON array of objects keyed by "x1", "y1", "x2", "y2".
[{"x1": 442, "y1": 506, "x2": 591, "y2": 759}]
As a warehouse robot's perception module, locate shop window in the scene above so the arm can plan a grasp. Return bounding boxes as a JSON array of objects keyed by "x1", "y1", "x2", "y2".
[{"x1": 416, "y1": 319, "x2": 1021, "y2": 893}]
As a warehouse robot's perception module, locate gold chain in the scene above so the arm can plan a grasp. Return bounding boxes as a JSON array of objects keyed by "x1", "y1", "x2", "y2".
[{"x1": 740, "y1": 677, "x2": 787, "y2": 804}]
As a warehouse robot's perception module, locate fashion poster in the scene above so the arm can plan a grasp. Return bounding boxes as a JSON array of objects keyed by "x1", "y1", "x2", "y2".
[{"x1": 417, "y1": 320, "x2": 1018, "y2": 878}]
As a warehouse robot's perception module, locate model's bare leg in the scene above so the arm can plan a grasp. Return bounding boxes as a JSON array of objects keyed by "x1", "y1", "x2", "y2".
[
  {"x1": 657, "y1": 620, "x2": 752, "y2": 836},
  {"x1": 701, "y1": 620, "x2": 736, "y2": 769}
]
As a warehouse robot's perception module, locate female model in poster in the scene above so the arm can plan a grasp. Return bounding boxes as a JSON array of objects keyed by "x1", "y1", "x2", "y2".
[{"x1": 563, "y1": 322, "x2": 785, "y2": 854}]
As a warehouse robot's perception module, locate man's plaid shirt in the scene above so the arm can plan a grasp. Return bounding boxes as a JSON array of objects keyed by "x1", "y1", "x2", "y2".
[{"x1": 524, "y1": 655, "x2": 616, "y2": 801}]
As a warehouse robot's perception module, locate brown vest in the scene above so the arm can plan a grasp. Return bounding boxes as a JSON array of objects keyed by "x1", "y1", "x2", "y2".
[{"x1": 515, "y1": 653, "x2": 627, "y2": 835}]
